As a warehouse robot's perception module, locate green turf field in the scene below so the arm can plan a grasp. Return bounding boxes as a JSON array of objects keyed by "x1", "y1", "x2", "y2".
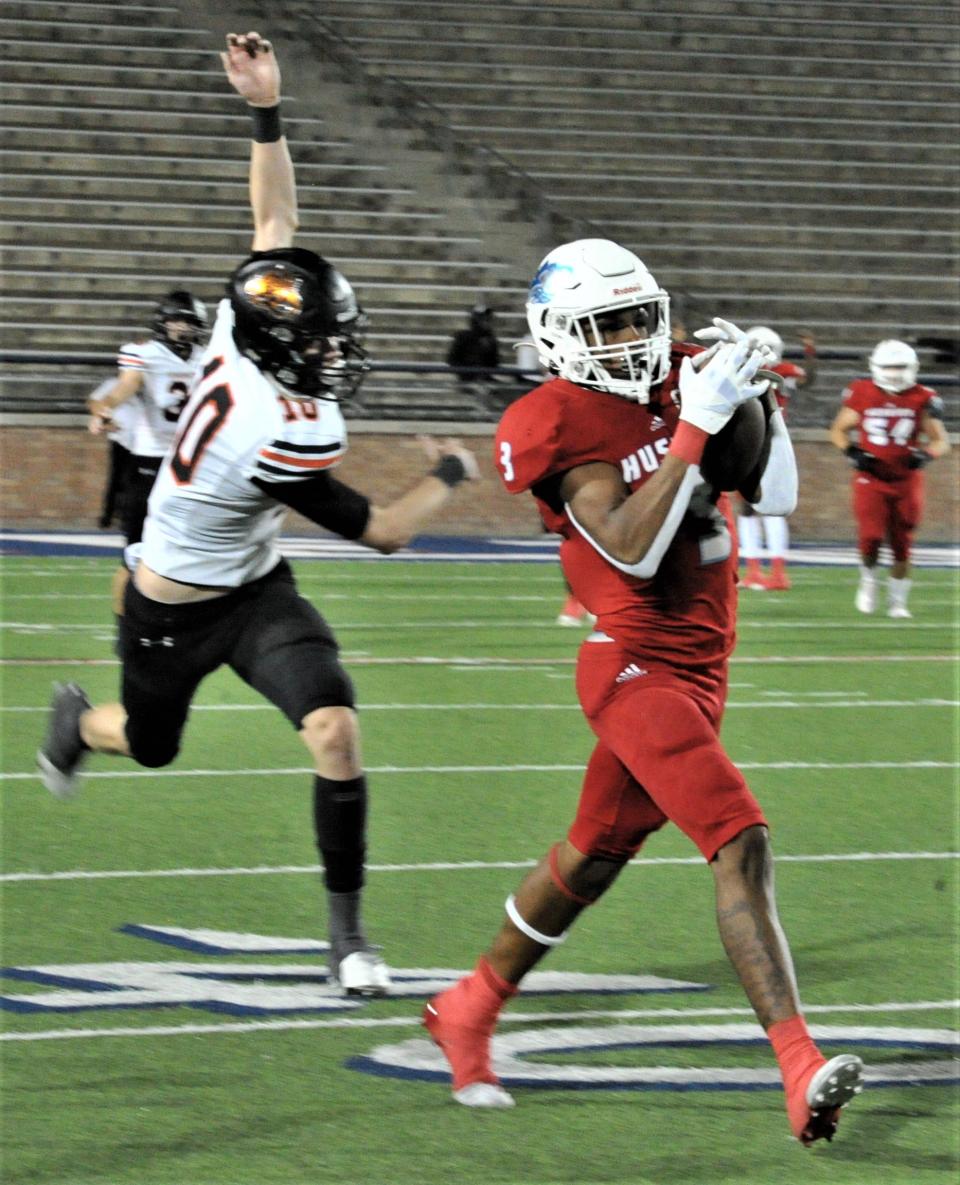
[{"x1": 2, "y1": 555, "x2": 958, "y2": 1185}]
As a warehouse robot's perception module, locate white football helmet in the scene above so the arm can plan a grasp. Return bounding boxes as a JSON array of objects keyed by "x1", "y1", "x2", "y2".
[
  {"x1": 525, "y1": 239, "x2": 670, "y2": 403},
  {"x1": 869, "y1": 339, "x2": 919, "y2": 393},
  {"x1": 746, "y1": 326, "x2": 783, "y2": 365}
]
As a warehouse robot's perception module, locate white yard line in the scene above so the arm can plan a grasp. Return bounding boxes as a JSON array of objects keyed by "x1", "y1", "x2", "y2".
[
  {"x1": 1, "y1": 654, "x2": 956, "y2": 668},
  {"x1": 3, "y1": 998, "x2": 957, "y2": 1043},
  {"x1": 3, "y1": 849, "x2": 957, "y2": 884},
  {"x1": 3, "y1": 698, "x2": 957, "y2": 712},
  {"x1": 1, "y1": 760, "x2": 956, "y2": 784}
]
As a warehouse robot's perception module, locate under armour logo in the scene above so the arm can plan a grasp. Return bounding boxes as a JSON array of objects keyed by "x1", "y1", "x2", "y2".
[
  {"x1": 139, "y1": 636, "x2": 175, "y2": 648},
  {"x1": 649, "y1": 416, "x2": 665, "y2": 429},
  {"x1": 615, "y1": 663, "x2": 647, "y2": 684}
]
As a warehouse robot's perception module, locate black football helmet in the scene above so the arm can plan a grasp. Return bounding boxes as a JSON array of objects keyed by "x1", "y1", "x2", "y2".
[
  {"x1": 228, "y1": 248, "x2": 369, "y2": 399},
  {"x1": 153, "y1": 289, "x2": 208, "y2": 360}
]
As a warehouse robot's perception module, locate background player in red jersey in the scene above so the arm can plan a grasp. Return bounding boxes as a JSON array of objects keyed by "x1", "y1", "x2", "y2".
[
  {"x1": 423, "y1": 240, "x2": 863, "y2": 1146},
  {"x1": 736, "y1": 326, "x2": 816, "y2": 591},
  {"x1": 829, "y1": 339, "x2": 950, "y2": 617}
]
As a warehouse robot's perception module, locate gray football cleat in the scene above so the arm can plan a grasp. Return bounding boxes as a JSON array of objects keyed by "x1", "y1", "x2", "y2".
[{"x1": 36, "y1": 682, "x2": 92, "y2": 800}]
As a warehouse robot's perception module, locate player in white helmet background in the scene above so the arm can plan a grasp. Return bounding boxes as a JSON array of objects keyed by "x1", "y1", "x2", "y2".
[
  {"x1": 735, "y1": 325, "x2": 817, "y2": 591},
  {"x1": 830, "y1": 339, "x2": 949, "y2": 617}
]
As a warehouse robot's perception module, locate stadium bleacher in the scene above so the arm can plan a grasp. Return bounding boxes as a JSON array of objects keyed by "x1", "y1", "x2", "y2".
[{"x1": 2, "y1": 0, "x2": 958, "y2": 426}]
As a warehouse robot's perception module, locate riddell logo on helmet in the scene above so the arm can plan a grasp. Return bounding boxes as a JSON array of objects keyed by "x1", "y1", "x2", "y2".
[{"x1": 612, "y1": 285, "x2": 644, "y2": 296}]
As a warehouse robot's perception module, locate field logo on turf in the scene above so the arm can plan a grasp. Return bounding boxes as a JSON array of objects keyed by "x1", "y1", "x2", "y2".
[
  {"x1": 0, "y1": 924, "x2": 707, "y2": 1017},
  {"x1": 350, "y1": 1023, "x2": 960, "y2": 1093}
]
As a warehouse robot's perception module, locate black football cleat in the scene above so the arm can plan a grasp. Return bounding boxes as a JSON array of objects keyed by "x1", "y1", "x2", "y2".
[{"x1": 36, "y1": 682, "x2": 92, "y2": 800}]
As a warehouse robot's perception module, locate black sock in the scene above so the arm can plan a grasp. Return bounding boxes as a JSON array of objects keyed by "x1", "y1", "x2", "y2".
[{"x1": 313, "y1": 774, "x2": 367, "y2": 894}]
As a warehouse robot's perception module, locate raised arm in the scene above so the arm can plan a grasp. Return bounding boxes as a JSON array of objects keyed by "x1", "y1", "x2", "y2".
[{"x1": 220, "y1": 32, "x2": 297, "y2": 251}]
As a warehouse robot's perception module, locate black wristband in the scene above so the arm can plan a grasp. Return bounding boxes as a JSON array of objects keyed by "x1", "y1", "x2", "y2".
[
  {"x1": 430, "y1": 455, "x2": 467, "y2": 488},
  {"x1": 250, "y1": 103, "x2": 283, "y2": 143}
]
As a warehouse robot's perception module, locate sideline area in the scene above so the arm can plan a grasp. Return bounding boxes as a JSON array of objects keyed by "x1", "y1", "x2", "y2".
[{"x1": 2, "y1": 530, "x2": 958, "y2": 567}]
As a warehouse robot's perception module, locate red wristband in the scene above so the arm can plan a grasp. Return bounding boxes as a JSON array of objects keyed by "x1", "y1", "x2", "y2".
[{"x1": 669, "y1": 421, "x2": 708, "y2": 465}]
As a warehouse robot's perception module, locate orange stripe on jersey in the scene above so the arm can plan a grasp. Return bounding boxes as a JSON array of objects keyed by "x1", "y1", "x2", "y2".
[{"x1": 258, "y1": 449, "x2": 343, "y2": 469}]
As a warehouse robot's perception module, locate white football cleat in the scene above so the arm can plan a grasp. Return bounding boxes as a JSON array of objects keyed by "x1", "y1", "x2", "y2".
[
  {"x1": 333, "y1": 949, "x2": 391, "y2": 997},
  {"x1": 887, "y1": 605, "x2": 912, "y2": 619},
  {"x1": 806, "y1": 1054, "x2": 864, "y2": 1109},
  {"x1": 854, "y1": 583, "x2": 876, "y2": 614},
  {"x1": 453, "y1": 1082, "x2": 515, "y2": 1108}
]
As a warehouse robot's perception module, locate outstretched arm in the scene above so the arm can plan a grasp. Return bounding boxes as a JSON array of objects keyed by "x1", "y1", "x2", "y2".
[{"x1": 221, "y1": 32, "x2": 297, "y2": 251}]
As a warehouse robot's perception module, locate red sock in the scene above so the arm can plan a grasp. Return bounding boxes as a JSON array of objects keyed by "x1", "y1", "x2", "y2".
[
  {"x1": 771, "y1": 557, "x2": 787, "y2": 577},
  {"x1": 768, "y1": 1015, "x2": 827, "y2": 1138},
  {"x1": 470, "y1": 957, "x2": 517, "y2": 1018}
]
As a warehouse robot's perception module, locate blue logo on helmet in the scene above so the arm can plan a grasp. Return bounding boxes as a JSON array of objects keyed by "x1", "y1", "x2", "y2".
[{"x1": 529, "y1": 262, "x2": 575, "y2": 305}]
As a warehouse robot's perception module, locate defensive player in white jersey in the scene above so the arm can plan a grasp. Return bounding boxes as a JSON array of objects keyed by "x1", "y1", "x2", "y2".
[
  {"x1": 38, "y1": 31, "x2": 480, "y2": 997},
  {"x1": 89, "y1": 291, "x2": 208, "y2": 609}
]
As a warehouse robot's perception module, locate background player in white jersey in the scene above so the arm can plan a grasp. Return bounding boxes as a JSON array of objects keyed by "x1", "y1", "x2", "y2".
[
  {"x1": 37, "y1": 31, "x2": 480, "y2": 997},
  {"x1": 87, "y1": 377, "x2": 137, "y2": 530},
  {"x1": 736, "y1": 326, "x2": 816, "y2": 591},
  {"x1": 89, "y1": 291, "x2": 208, "y2": 610}
]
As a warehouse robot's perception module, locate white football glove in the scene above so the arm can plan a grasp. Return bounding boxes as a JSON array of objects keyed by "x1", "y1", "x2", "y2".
[
  {"x1": 678, "y1": 339, "x2": 768, "y2": 436},
  {"x1": 693, "y1": 317, "x2": 780, "y2": 365}
]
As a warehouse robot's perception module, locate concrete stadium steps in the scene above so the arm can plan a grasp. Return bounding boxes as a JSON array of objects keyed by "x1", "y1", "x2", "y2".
[
  {"x1": 2, "y1": 127, "x2": 360, "y2": 165},
  {"x1": 3, "y1": 171, "x2": 417, "y2": 208},
  {"x1": 316, "y1": 0, "x2": 957, "y2": 44},
  {"x1": 319, "y1": 31, "x2": 960, "y2": 71},
  {"x1": 9, "y1": 1, "x2": 185, "y2": 27},
  {"x1": 8, "y1": 219, "x2": 489, "y2": 260},
  {"x1": 386, "y1": 84, "x2": 957, "y2": 127},
  {"x1": 552, "y1": 195, "x2": 958, "y2": 235},
  {"x1": 518, "y1": 168, "x2": 958, "y2": 207},
  {"x1": 450, "y1": 110, "x2": 958, "y2": 148},
  {"x1": 356, "y1": 58, "x2": 959, "y2": 103},
  {"x1": 1, "y1": 81, "x2": 262, "y2": 114},
  {"x1": 1, "y1": 102, "x2": 327, "y2": 136},
  {"x1": 2, "y1": 245, "x2": 514, "y2": 289},
  {"x1": 462, "y1": 131, "x2": 957, "y2": 170},
  {"x1": 2, "y1": 195, "x2": 454, "y2": 237},
  {"x1": 302, "y1": 16, "x2": 958, "y2": 64},
  {"x1": 4, "y1": 148, "x2": 391, "y2": 183},
  {"x1": 0, "y1": 16, "x2": 210, "y2": 46}
]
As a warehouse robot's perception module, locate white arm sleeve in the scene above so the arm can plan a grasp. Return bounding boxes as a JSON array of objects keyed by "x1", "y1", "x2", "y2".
[
  {"x1": 750, "y1": 409, "x2": 798, "y2": 515},
  {"x1": 565, "y1": 466, "x2": 703, "y2": 580}
]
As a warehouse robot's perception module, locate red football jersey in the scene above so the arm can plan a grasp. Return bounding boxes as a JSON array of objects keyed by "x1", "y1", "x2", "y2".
[
  {"x1": 494, "y1": 348, "x2": 738, "y2": 668},
  {"x1": 770, "y1": 360, "x2": 805, "y2": 414},
  {"x1": 842, "y1": 379, "x2": 939, "y2": 481}
]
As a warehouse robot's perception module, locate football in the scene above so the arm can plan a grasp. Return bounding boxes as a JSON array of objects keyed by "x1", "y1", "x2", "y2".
[{"x1": 699, "y1": 397, "x2": 767, "y2": 492}]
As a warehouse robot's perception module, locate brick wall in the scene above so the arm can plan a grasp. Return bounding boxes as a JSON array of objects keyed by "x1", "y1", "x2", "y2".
[{"x1": 2, "y1": 427, "x2": 957, "y2": 543}]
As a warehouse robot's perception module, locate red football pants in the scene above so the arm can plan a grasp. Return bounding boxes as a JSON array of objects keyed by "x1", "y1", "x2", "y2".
[
  {"x1": 568, "y1": 641, "x2": 766, "y2": 862},
  {"x1": 852, "y1": 472, "x2": 923, "y2": 564}
]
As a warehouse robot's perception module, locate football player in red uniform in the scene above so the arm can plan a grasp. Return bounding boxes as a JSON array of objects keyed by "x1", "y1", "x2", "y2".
[
  {"x1": 829, "y1": 340, "x2": 950, "y2": 617},
  {"x1": 736, "y1": 326, "x2": 816, "y2": 591},
  {"x1": 424, "y1": 240, "x2": 863, "y2": 1145}
]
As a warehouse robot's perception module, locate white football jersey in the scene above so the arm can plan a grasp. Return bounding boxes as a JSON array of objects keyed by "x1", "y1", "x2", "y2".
[
  {"x1": 117, "y1": 338, "x2": 203, "y2": 457},
  {"x1": 141, "y1": 300, "x2": 348, "y2": 587}
]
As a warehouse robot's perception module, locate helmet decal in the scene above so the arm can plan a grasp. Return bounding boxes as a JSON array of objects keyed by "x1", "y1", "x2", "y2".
[
  {"x1": 228, "y1": 250, "x2": 368, "y2": 400},
  {"x1": 529, "y1": 261, "x2": 577, "y2": 305}
]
